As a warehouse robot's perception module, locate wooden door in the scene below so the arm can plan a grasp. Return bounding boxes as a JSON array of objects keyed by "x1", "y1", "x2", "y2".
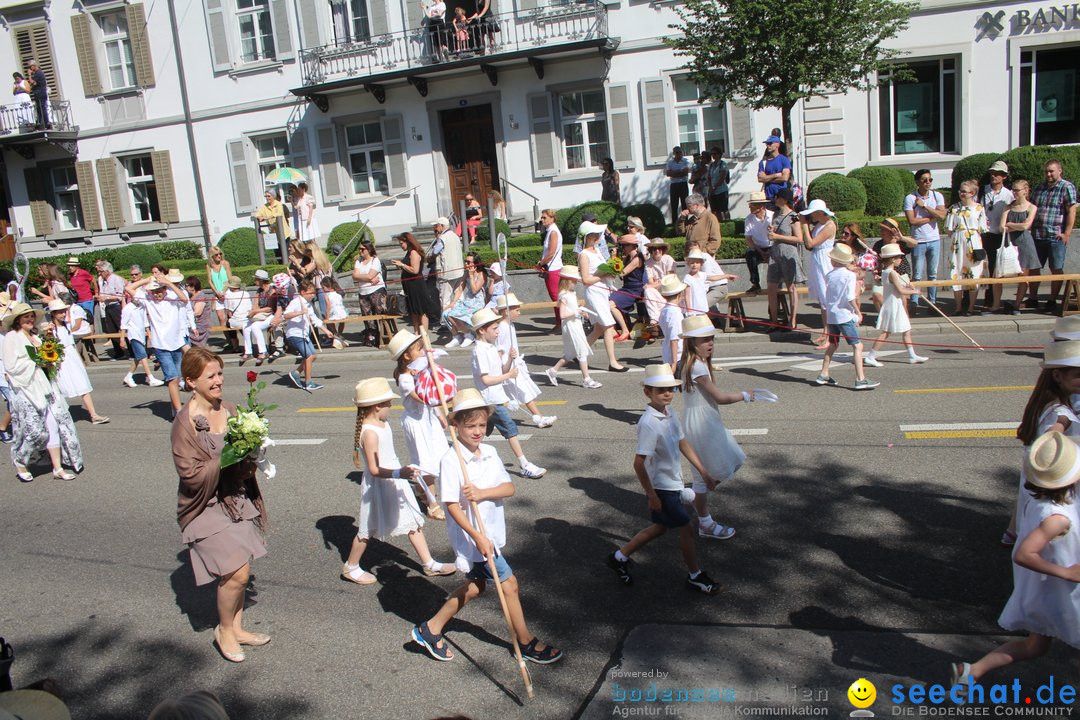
[{"x1": 440, "y1": 104, "x2": 499, "y2": 213}]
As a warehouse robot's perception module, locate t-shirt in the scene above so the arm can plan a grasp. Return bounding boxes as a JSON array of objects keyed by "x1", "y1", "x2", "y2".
[
  {"x1": 223, "y1": 288, "x2": 252, "y2": 324},
  {"x1": 744, "y1": 210, "x2": 775, "y2": 250},
  {"x1": 30, "y1": 68, "x2": 46, "y2": 98},
  {"x1": 824, "y1": 266, "x2": 857, "y2": 325},
  {"x1": 758, "y1": 155, "x2": 792, "y2": 199},
  {"x1": 439, "y1": 442, "x2": 509, "y2": 567},
  {"x1": 702, "y1": 256, "x2": 728, "y2": 290},
  {"x1": 666, "y1": 157, "x2": 690, "y2": 185},
  {"x1": 98, "y1": 273, "x2": 126, "y2": 303},
  {"x1": 904, "y1": 191, "x2": 945, "y2": 244},
  {"x1": 708, "y1": 160, "x2": 728, "y2": 195},
  {"x1": 120, "y1": 300, "x2": 147, "y2": 343},
  {"x1": 659, "y1": 304, "x2": 683, "y2": 366},
  {"x1": 68, "y1": 268, "x2": 95, "y2": 302},
  {"x1": 353, "y1": 257, "x2": 384, "y2": 295},
  {"x1": 980, "y1": 184, "x2": 1015, "y2": 234},
  {"x1": 543, "y1": 225, "x2": 564, "y2": 273},
  {"x1": 683, "y1": 272, "x2": 707, "y2": 316},
  {"x1": 140, "y1": 290, "x2": 187, "y2": 351},
  {"x1": 67, "y1": 304, "x2": 91, "y2": 338},
  {"x1": 471, "y1": 340, "x2": 509, "y2": 405},
  {"x1": 635, "y1": 404, "x2": 685, "y2": 491},
  {"x1": 284, "y1": 296, "x2": 323, "y2": 339}
]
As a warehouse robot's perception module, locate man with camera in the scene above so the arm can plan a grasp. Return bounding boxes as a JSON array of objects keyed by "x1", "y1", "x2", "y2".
[{"x1": 679, "y1": 193, "x2": 723, "y2": 257}]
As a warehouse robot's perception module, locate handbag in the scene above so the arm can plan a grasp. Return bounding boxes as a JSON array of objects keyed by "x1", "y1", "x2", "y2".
[{"x1": 997, "y1": 234, "x2": 1021, "y2": 277}]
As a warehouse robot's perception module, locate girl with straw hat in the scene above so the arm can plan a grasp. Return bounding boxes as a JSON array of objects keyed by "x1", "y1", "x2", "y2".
[
  {"x1": 545, "y1": 266, "x2": 601, "y2": 389},
  {"x1": 863, "y1": 244, "x2": 928, "y2": 367},
  {"x1": 45, "y1": 298, "x2": 109, "y2": 424},
  {"x1": 800, "y1": 198, "x2": 838, "y2": 349}
]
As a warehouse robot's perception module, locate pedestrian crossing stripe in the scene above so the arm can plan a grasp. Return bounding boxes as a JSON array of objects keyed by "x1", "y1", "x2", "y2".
[{"x1": 900, "y1": 422, "x2": 1017, "y2": 440}]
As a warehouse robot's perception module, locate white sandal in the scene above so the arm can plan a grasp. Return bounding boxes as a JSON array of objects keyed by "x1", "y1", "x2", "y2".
[
  {"x1": 699, "y1": 520, "x2": 736, "y2": 540},
  {"x1": 341, "y1": 564, "x2": 377, "y2": 585}
]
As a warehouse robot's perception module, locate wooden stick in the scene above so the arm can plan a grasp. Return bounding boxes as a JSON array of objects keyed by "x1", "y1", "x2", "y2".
[
  {"x1": 916, "y1": 295, "x2": 984, "y2": 351},
  {"x1": 419, "y1": 328, "x2": 535, "y2": 700}
]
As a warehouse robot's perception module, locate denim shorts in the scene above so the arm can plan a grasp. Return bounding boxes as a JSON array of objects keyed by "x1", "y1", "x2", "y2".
[
  {"x1": 0, "y1": 385, "x2": 11, "y2": 408},
  {"x1": 155, "y1": 348, "x2": 184, "y2": 382},
  {"x1": 128, "y1": 339, "x2": 148, "y2": 361},
  {"x1": 828, "y1": 321, "x2": 862, "y2": 347},
  {"x1": 1035, "y1": 238, "x2": 1067, "y2": 270},
  {"x1": 466, "y1": 554, "x2": 513, "y2": 582},
  {"x1": 486, "y1": 403, "x2": 519, "y2": 439},
  {"x1": 650, "y1": 489, "x2": 691, "y2": 528},
  {"x1": 287, "y1": 335, "x2": 316, "y2": 359}
]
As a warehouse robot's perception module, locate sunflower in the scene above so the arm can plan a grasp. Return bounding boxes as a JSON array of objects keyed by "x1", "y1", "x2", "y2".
[
  {"x1": 40, "y1": 339, "x2": 58, "y2": 354},
  {"x1": 42, "y1": 350, "x2": 59, "y2": 363},
  {"x1": 611, "y1": 256, "x2": 624, "y2": 273}
]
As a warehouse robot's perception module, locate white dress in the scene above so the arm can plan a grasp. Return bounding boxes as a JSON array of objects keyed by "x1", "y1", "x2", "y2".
[
  {"x1": 325, "y1": 290, "x2": 348, "y2": 321},
  {"x1": 998, "y1": 495, "x2": 1080, "y2": 648},
  {"x1": 806, "y1": 224, "x2": 835, "y2": 303},
  {"x1": 1016, "y1": 404, "x2": 1080, "y2": 525},
  {"x1": 559, "y1": 291, "x2": 591, "y2": 362},
  {"x1": 53, "y1": 324, "x2": 92, "y2": 398},
  {"x1": 397, "y1": 372, "x2": 450, "y2": 477},
  {"x1": 875, "y1": 268, "x2": 911, "y2": 334},
  {"x1": 682, "y1": 360, "x2": 745, "y2": 488},
  {"x1": 355, "y1": 422, "x2": 425, "y2": 540},
  {"x1": 581, "y1": 248, "x2": 616, "y2": 327},
  {"x1": 496, "y1": 321, "x2": 540, "y2": 404}
]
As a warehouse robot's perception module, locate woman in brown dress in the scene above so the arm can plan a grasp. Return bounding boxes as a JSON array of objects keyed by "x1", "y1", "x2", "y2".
[{"x1": 172, "y1": 347, "x2": 269, "y2": 663}]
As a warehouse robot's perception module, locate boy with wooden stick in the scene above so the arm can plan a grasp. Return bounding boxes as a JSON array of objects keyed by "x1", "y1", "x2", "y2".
[{"x1": 410, "y1": 387, "x2": 564, "y2": 666}]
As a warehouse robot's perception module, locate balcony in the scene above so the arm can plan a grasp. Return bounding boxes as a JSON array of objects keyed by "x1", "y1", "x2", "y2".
[
  {"x1": 294, "y1": 0, "x2": 616, "y2": 95},
  {"x1": 0, "y1": 100, "x2": 77, "y2": 159}
]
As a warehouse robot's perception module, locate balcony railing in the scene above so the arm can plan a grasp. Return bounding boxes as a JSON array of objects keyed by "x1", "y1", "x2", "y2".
[
  {"x1": 299, "y1": 0, "x2": 610, "y2": 88},
  {"x1": 0, "y1": 100, "x2": 75, "y2": 136}
]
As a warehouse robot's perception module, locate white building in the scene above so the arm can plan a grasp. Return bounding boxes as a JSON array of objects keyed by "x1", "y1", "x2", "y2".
[{"x1": 0, "y1": 0, "x2": 1076, "y2": 257}]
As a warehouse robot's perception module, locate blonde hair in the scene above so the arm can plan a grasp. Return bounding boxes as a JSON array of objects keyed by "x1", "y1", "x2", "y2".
[
  {"x1": 680, "y1": 336, "x2": 713, "y2": 392},
  {"x1": 309, "y1": 243, "x2": 332, "y2": 275},
  {"x1": 353, "y1": 405, "x2": 379, "y2": 468},
  {"x1": 959, "y1": 179, "x2": 979, "y2": 195},
  {"x1": 541, "y1": 208, "x2": 557, "y2": 220},
  {"x1": 1010, "y1": 179, "x2": 1030, "y2": 204},
  {"x1": 558, "y1": 276, "x2": 576, "y2": 293}
]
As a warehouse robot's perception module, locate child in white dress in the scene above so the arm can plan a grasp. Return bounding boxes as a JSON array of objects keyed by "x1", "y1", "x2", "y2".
[
  {"x1": 864, "y1": 244, "x2": 928, "y2": 366},
  {"x1": 321, "y1": 277, "x2": 348, "y2": 338},
  {"x1": 340, "y1": 377, "x2": 455, "y2": 585},
  {"x1": 545, "y1": 266, "x2": 599, "y2": 389},
  {"x1": 495, "y1": 293, "x2": 556, "y2": 428},
  {"x1": 47, "y1": 299, "x2": 109, "y2": 424}
]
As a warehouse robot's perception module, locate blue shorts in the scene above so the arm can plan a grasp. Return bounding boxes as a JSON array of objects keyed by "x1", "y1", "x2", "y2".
[
  {"x1": 128, "y1": 339, "x2": 148, "y2": 361},
  {"x1": 486, "y1": 403, "x2": 519, "y2": 439},
  {"x1": 827, "y1": 321, "x2": 861, "y2": 347},
  {"x1": 650, "y1": 489, "x2": 691, "y2": 528},
  {"x1": 466, "y1": 554, "x2": 513, "y2": 582},
  {"x1": 1035, "y1": 238, "x2": 1067, "y2": 270},
  {"x1": 287, "y1": 335, "x2": 316, "y2": 359},
  {"x1": 0, "y1": 385, "x2": 11, "y2": 408},
  {"x1": 155, "y1": 347, "x2": 184, "y2": 382}
]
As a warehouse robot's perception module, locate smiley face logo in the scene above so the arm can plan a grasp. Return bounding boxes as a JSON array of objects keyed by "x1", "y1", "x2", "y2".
[{"x1": 847, "y1": 678, "x2": 876, "y2": 709}]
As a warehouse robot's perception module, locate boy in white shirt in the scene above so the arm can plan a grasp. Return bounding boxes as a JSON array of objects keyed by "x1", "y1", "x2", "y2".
[
  {"x1": 816, "y1": 245, "x2": 879, "y2": 390},
  {"x1": 120, "y1": 292, "x2": 163, "y2": 388},
  {"x1": 126, "y1": 274, "x2": 189, "y2": 414},
  {"x1": 657, "y1": 275, "x2": 686, "y2": 367},
  {"x1": 469, "y1": 308, "x2": 545, "y2": 478},
  {"x1": 283, "y1": 280, "x2": 335, "y2": 391}
]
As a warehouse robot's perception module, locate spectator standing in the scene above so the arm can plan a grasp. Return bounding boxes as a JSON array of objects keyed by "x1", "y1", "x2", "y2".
[
  {"x1": 1030, "y1": 159, "x2": 1079, "y2": 311},
  {"x1": 766, "y1": 187, "x2": 804, "y2": 330},
  {"x1": 707, "y1": 147, "x2": 730, "y2": 221},
  {"x1": 463, "y1": 193, "x2": 483, "y2": 245},
  {"x1": 665, "y1": 146, "x2": 691, "y2": 227},
  {"x1": 205, "y1": 247, "x2": 236, "y2": 351},
  {"x1": 488, "y1": 190, "x2": 507, "y2": 221},
  {"x1": 980, "y1": 161, "x2": 1014, "y2": 304},
  {"x1": 903, "y1": 169, "x2": 947, "y2": 316},
  {"x1": 678, "y1": 193, "x2": 723, "y2": 256},
  {"x1": 945, "y1": 180, "x2": 989, "y2": 316},
  {"x1": 290, "y1": 182, "x2": 319, "y2": 243},
  {"x1": 27, "y1": 59, "x2": 49, "y2": 129},
  {"x1": 66, "y1": 258, "x2": 96, "y2": 322},
  {"x1": 393, "y1": 232, "x2": 440, "y2": 335},
  {"x1": 185, "y1": 276, "x2": 216, "y2": 348},
  {"x1": 600, "y1": 158, "x2": 620, "y2": 204},
  {"x1": 428, "y1": 217, "x2": 464, "y2": 310},
  {"x1": 757, "y1": 135, "x2": 791, "y2": 202},
  {"x1": 690, "y1": 153, "x2": 710, "y2": 200},
  {"x1": 127, "y1": 274, "x2": 190, "y2": 415},
  {"x1": 351, "y1": 240, "x2": 388, "y2": 347},
  {"x1": 538, "y1": 209, "x2": 564, "y2": 332},
  {"x1": 743, "y1": 191, "x2": 773, "y2": 294},
  {"x1": 96, "y1": 262, "x2": 127, "y2": 359},
  {"x1": 423, "y1": 0, "x2": 449, "y2": 61}
]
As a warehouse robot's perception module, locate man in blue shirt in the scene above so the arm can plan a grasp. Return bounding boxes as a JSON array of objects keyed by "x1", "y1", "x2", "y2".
[
  {"x1": 756, "y1": 135, "x2": 791, "y2": 201},
  {"x1": 27, "y1": 59, "x2": 49, "y2": 129}
]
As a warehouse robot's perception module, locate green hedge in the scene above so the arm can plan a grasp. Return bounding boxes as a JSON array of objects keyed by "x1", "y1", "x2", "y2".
[
  {"x1": 848, "y1": 166, "x2": 904, "y2": 216},
  {"x1": 885, "y1": 166, "x2": 917, "y2": 195},
  {"x1": 327, "y1": 221, "x2": 375, "y2": 273},
  {"x1": 807, "y1": 173, "x2": 867, "y2": 212},
  {"x1": 950, "y1": 152, "x2": 1001, "y2": 200},
  {"x1": 473, "y1": 219, "x2": 512, "y2": 245},
  {"x1": 620, "y1": 203, "x2": 666, "y2": 237},
  {"x1": 217, "y1": 227, "x2": 262, "y2": 266},
  {"x1": 949, "y1": 146, "x2": 1080, "y2": 202},
  {"x1": 559, "y1": 201, "x2": 626, "y2": 242},
  {"x1": 0, "y1": 239, "x2": 204, "y2": 280}
]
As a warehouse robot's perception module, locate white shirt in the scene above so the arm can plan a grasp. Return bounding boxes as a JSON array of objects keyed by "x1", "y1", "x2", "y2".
[
  {"x1": 904, "y1": 191, "x2": 945, "y2": 244},
  {"x1": 744, "y1": 210, "x2": 774, "y2": 250},
  {"x1": 543, "y1": 225, "x2": 564, "y2": 273},
  {"x1": 67, "y1": 304, "x2": 91, "y2": 338},
  {"x1": 659, "y1": 304, "x2": 683, "y2": 366},
  {"x1": 120, "y1": 301, "x2": 147, "y2": 343},
  {"x1": 666, "y1": 157, "x2": 690, "y2": 186},
  {"x1": 981, "y1": 184, "x2": 1015, "y2": 233},
  {"x1": 635, "y1": 404, "x2": 685, "y2": 491},
  {"x1": 223, "y1": 288, "x2": 252, "y2": 325},
  {"x1": 284, "y1": 296, "x2": 324, "y2": 339},
  {"x1": 439, "y1": 442, "x2": 510, "y2": 567},
  {"x1": 325, "y1": 290, "x2": 347, "y2": 321},
  {"x1": 702, "y1": 256, "x2": 728, "y2": 289},
  {"x1": 683, "y1": 271, "x2": 708, "y2": 316},
  {"x1": 353, "y1": 257, "x2": 384, "y2": 295},
  {"x1": 471, "y1": 340, "x2": 509, "y2": 404},
  {"x1": 139, "y1": 290, "x2": 187, "y2": 351},
  {"x1": 824, "y1": 266, "x2": 857, "y2": 325}
]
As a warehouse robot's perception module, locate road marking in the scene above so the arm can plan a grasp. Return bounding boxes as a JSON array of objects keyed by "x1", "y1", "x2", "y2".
[
  {"x1": 894, "y1": 385, "x2": 1034, "y2": 395},
  {"x1": 275, "y1": 438, "x2": 327, "y2": 445},
  {"x1": 730, "y1": 428, "x2": 768, "y2": 436},
  {"x1": 488, "y1": 434, "x2": 532, "y2": 441},
  {"x1": 899, "y1": 422, "x2": 1017, "y2": 432},
  {"x1": 789, "y1": 350, "x2": 904, "y2": 372},
  {"x1": 297, "y1": 399, "x2": 567, "y2": 413},
  {"x1": 900, "y1": 422, "x2": 1017, "y2": 440}
]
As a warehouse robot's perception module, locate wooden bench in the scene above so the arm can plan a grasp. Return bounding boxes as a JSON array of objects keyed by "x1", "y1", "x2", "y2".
[{"x1": 725, "y1": 287, "x2": 809, "y2": 333}]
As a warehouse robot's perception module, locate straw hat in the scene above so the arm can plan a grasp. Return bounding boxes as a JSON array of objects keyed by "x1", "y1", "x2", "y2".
[
  {"x1": 559, "y1": 265, "x2": 581, "y2": 281},
  {"x1": 658, "y1": 275, "x2": 687, "y2": 297},
  {"x1": 470, "y1": 307, "x2": 501, "y2": 330},
  {"x1": 626, "y1": 216, "x2": 645, "y2": 230},
  {"x1": 227, "y1": 275, "x2": 243, "y2": 289},
  {"x1": 1026, "y1": 431, "x2": 1080, "y2": 490},
  {"x1": 496, "y1": 293, "x2": 522, "y2": 310},
  {"x1": 616, "y1": 234, "x2": 639, "y2": 245},
  {"x1": 2, "y1": 302, "x2": 39, "y2": 330},
  {"x1": 641, "y1": 363, "x2": 681, "y2": 388},
  {"x1": 1050, "y1": 316, "x2": 1080, "y2": 341},
  {"x1": 578, "y1": 220, "x2": 607, "y2": 237},
  {"x1": 354, "y1": 377, "x2": 398, "y2": 407},
  {"x1": 146, "y1": 280, "x2": 165, "y2": 292},
  {"x1": 449, "y1": 387, "x2": 491, "y2": 419},
  {"x1": 1042, "y1": 340, "x2": 1080, "y2": 368},
  {"x1": 386, "y1": 328, "x2": 421, "y2": 360},
  {"x1": 0, "y1": 689, "x2": 72, "y2": 720},
  {"x1": 165, "y1": 268, "x2": 184, "y2": 283},
  {"x1": 681, "y1": 314, "x2": 716, "y2": 338},
  {"x1": 46, "y1": 298, "x2": 69, "y2": 313},
  {"x1": 686, "y1": 250, "x2": 708, "y2": 262},
  {"x1": 879, "y1": 217, "x2": 901, "y2": 232},
  {"x1": 646, "y1": 240, "x2": 669, "y2": 251},
  {"x1": 878, "y1": 243, "x2": 903, "y2": 259},
  {"x1": 65, "y1": 256, "x2": 80, "y2": 266},
  {"x1": 748, "y1": 191, "x2": 768, "y2": 205},
  {"x1": 799, "y1": 198, "x2": 835, "y2": 217},
  {"x1": 988, "y1": 160, "x2": 1009, "y2": 175},
  {"x1": 828, "y1": 244, "x2": 855, "y2": 265}
]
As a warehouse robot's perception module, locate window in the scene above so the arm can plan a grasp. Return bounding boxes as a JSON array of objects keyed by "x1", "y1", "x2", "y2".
[
  {"x1": 559, "y1": 89, "x2": 608, "y2": 170},
  {"x1": 332, "y1": 0, "x2": 370, "y2": 44},
  {"x1": 879, "y1": 58, "x2": 958, "y2": 156},
  {"x1": 124, "y1": 155, "x2": 160, "y2": 222},
  {"x1": 350, "y1": 0, "x2": 370, "y2": 40},
  {"x1": 345, "y1": 121, "x2": 387, "y2": 195},
  {"x1": 99, "y1": 12, "x2": 136, "y2": 90},
  {"x1": 254, "y1": 133, "x2": 289, "y2": 182},
  {"x1": 672, "y1": 77, "x2": 727, "y2": 156},
  {"x1": 51, "y1": 167, "x2": 82, "y2": 231},
  {"x1": 1020, "y1": 47, "x2": 1080, "y2": 147},
  {"x1": 236, "y1": 0, "x2": 275, "y2": 63}
]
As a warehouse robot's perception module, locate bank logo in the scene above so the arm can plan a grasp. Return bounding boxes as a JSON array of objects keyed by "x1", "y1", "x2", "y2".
[{"x1": 849, "y1": 678, "x2": 877, "y2": 718}]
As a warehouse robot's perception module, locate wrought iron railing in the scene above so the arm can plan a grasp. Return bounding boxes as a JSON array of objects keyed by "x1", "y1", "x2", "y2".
[
  {"x1": 0, "y1": 99, "x2": 74, "y2": 136},
  {"x1": 300, "y1": 0, "x2": 608, "y2": 86}
]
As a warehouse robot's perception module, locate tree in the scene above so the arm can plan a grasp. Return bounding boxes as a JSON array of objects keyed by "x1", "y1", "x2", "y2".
[{"x1": 667, "y1": 0, "x2": 916, "y2": 161}]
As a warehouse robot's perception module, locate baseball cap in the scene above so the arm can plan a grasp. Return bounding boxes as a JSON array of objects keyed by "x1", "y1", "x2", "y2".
[{"x1": 763, "y1": 135, "x2": 782, "y2": 144}]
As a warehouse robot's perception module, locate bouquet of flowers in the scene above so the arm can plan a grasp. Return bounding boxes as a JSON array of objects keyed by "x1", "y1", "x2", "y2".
[
  {"x1": 595, "y1": 255, "x2": 624, "y2": 277},
  {"x1": 221, "y1": 371, "x2": 278, "y2": 475},
  {"x1": 27, "y1": 332, "x2": 64, "y2": 382}
]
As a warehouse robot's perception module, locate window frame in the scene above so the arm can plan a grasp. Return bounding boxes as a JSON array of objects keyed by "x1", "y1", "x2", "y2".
[
  {"x1": 342, "y1": 120, "x2": 387, "y2": 197},
  {"x1": 121, "y1": 153, "x2": 161, "y2": 224},
  {"x1": 50, "y1": 165, "x2": 83, "y2": 232},
  {"x1": 96, "y1": 10, "x2": 137, "y2": 91},
  {"x1": 235, "y1": 0, "x2": 276, "y2": 64},
  {"x1": 670, "y1": 75, "x2": 730, "y2": 158},
  {"x1": 1019, "y1": 44, "x2": 1080, "y2": 148},
  {"x1": 557, "y1": 87, "x2": 609, "y2": 172},
  {"x1": 877, "y1": 56, "x2": 960, "y2": 158},
  {"x1": 253, "y1": 131, "x2": 290, "y2": 183}
]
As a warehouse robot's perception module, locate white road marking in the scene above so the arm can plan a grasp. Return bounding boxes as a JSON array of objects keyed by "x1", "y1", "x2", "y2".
[
  {"x1": 730, "y1": 428, "x2": 768, "y2": 436},
  {"x1": 274, "y1": 438, "x2": 328, "y2": 445},
  {"x1": 790, "y1": 350, "x2": 904, "y2": 371},
  {"x1": 487, "y1": 434, "x2": 533, "y2": 441},
  {"x1": 898, "y1": 422, "x2": 1017, "y2": 432}
]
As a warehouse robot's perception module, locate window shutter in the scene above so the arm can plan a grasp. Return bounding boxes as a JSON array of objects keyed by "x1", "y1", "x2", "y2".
[
  {"x1": 406, "y1": 0, "x2": 423, "y2": 30},
  {"x1": 605, "y1": 82, "x2": 634, "y2": 171},
  {"x1": 96, "y1": 157, "x2": 129, "y2": 229},
  {"x1": 126, "y1": 4, "x2": 157, "y2": 88},
  {"x1": 14, "y1": 24, "x2": 60, "y2": 100},
  {"x1": 518, "y1": 0, "x2": 538, "y2": 9},
  {"x1": 381, "y1": 114, "x2": 407, "y2": 193},
  {"x1": 369, "y1": 0, "x2": 389, "y2": 35},
  {"x1": 527, "y1": 92, "x2": 558, "y2": 179},
  {"x1": 151, "y1": 150, "x2": 180, "y2": 223},
  {"x1": 70, "y1": 14, "x2": 102, "y2": 96},
  {"x1": 727, "y1": 101, "x2": 754, "y2": 159},
  {"x1": 289, "y1": 128, "x2": 310, "y2": 178},
  {"x1": 203, "y1": 0, "x2": 233, "y2": 72},
  {"x1": 23, "y1": 168, "x2": 54, "y2": 236},
  {"x1": 296, "y1": 0, "x2": 326, "y2": 48},
  {"x1": 75, "y1": 161, "x2": 103, "y2": 231},
  {"x1": 316, "y1": 124, "x2": 345, "y2": 203},
  {"x1": 269, "y1": 0, "x2": 295, "y2": 61},
  {"x1": 639, "y1": 77, "x2": 671, "y2": 167},
  {"x1": 227, "y1": 138, "x2": 256, "y2": 214}
]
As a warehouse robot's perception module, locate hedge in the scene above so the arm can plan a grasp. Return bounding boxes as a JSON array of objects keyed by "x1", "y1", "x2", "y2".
[
  {"x1": 950, "y1": 152, "x2": 1000, "y2": 200},
  {"x1": 807, "y1": 173, "x2": 867, "y2": 212},
  {"x1": 619, "y1": 203, "x2": 666, "y2": 237},
  {"x1": 473, "y1": 219, "x2": 512, "y2": 245},
  {"x1": 847, "y1": 166, "x2": 904, "y2": 216},
  {"x1": 559, "y1": 201, "x2": 626, "y2": 242},
  {"x1": 217, "y1": 227, "x2": 262, "y2": 266},
  {"x1": 327, "y1": 221, "x2": 375, "y2": 273},
  {"x1": 949, "y1": 146, "x2": 1080, "y2": 202},
  {"x1": 0, "y1": 239, "x2": 204, "y2": 280},
  {"x1": 885, "y1": 166, "x2": 917, "y2": 196}
]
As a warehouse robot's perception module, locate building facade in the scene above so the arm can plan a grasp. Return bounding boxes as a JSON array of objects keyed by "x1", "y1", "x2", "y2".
[{"x1": 0, "y1": 0, "x2": 1075, "y2": 257}]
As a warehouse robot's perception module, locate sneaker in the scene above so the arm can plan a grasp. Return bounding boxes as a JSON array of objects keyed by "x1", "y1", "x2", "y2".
[
  {"x1": 520, "y1": 461, "x2": 546, "y2": 479},
  {"x1": 863, "y1": 356, "x2": 883, "y2": 368},
  {"x1": 815, "y1": 375, "x2": 837, "y2": 386},
  {"x1": 306, "y1": 382, "x2": 324, "y2": 390},
  {"x1": 606, "y1": 552, "x2": 632, "y2": 585},
  {"x1": 288, "y1": 370, "x2": 304, "y2": 388},
  {"x1": 460, "y1": 335, "x2": 475, "y2": 348},
  {"x1": 583, "y1": 378, "x2": 603, "y2": 389},
  {"x1": 147, "y1": 376, "x2": 165, "y2": 387},
  {"x1": 545, "y1": 368, "x2": 558, "y2": 386},
  {"x1": 123, "y1": 374, "x2": 137, "y2": 388},
  {"x1": 686, "y1": 570, "x2": 720, "y2": 594},
  {"x1": 854, "y1": 378, "x2": 880, "y2": 390},
  {"x1": 446, "y1": 335, "x2": 462, "y2": 348},
  {"x1": 535, "y1": 415, "x2": 556, "y2": 428},
  {"x1": 908, "y1": 355, "x2": 928, "y2": 364},
  {"x1": 0, "y1": 429, "x2": 12, "y2": 444}
]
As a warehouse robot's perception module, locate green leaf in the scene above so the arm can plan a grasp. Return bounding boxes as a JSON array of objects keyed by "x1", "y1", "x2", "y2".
[{"x1": 256, "y1": 381, "x2": 266, "y2": 391}]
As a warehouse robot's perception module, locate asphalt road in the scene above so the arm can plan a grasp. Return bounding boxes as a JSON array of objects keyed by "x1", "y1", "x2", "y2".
[{"x1": 0, "y1": 322, "x2": 1065, "y2": 720}]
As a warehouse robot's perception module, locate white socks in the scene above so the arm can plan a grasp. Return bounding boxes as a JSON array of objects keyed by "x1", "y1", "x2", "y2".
[{"x1": 516, "y1": 455, "x2": 528, "y2": 467}]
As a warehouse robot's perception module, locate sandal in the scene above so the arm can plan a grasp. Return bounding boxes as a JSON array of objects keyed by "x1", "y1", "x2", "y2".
[
  {"x1": 213, "y1": 625, "x2": 245, "y2": 663},
  {"x1": 340, "y1": 563, "x2": 377, "y2": 585},
  {"x1": 427, "y1": 503, "x2": 446, "y2": 521},
  {"x1": 699, "y1": 520, "x2": 736, "y2": 540},
  {"x1": 519, "y1": 637, "x2": 564, "y2": 665},
  {"x1": 238, "y1": 355, "x2": 249, "y2": 366},
  {"x1": 411, "y1": 622, "x2": 453, "y2": 661},
  {"x1": 15, "y1": 466, "x2": 33, "y2": 483},
  {"x1": 254, "y1": 356, "x2": 266, "y2": 366}
]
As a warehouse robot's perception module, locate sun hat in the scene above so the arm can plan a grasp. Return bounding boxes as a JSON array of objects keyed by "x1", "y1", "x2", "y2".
[
  {"x1": 147, "y1": 280, "x2": 165, "y2": 292},
  {"x1": 354, "y1": 377, "x2": 398, "y2": 407},
  {"x1": 253, "y1": 269, "x2": 270, "y2": 281},
  {"x1": 681, "y1": 314, "x2": 716, "y2": 338},
  {"x1": 646, "y1": 239, "x2": 669, "y2": 250},
  {"x1": 272, "y1": 272, "x2": 292, "y2": 291},
  {"x1": 658, "y1": 275, "x2": 687, "y2": 297},
  {"x1": 748, "y1": 191, "x2": 768, "y2": 205},
  {"x1": 495, "y1": 293, "x2": 522, "y2": 310},
  {"x1": 799, "y1": 198, "x2": 835, "y2": 217},
  {"x1": 165, "y1": 268, "x2": 184, "y2": 283},
  {"x1": 449, "y1": 387, "x2": 492, "y2": 419},
  {"x1": 1026, "y1": 431, "x2": 1080, "y2": 490},
  {"x1": 2, "y1": 302, "x2": 39, "y2": 331},
  {"x1": 828, "y1": 244, "x2": 855, "y2": 265},
  {"x1": 434, "y1": 216, "x2": 451, "y2": 227},
  {"x1": 626, "y1": 216, "x2": 645, "y2": 230},
  {"x1": 386, "y1": 328, "x2": 422, "y2": 360},
  {"x1": 641, "y1": 363, "x2": 681, "y2": 388},
  {"x1": 878, "y1": 243, "x2": 903, "y2": 259},
  {"x1": 0, "y1": 689, "x2": 72, "y2": 720},
  {"x1": 762, "y1": 134, "x2": 782, "y2": 144},
  {"x1": 46, "y1": 298, "x2": 69, "y2": 313},
  {"x1": 988, "y1": 160, "x2": 1009, "y2": 175},
  {"x1": 686, "y1": 250, "x2": 708, "y2": 262},
  {"x1": 578, "y1": 220, "x2": 607, "y2": 238},
  {"x1": 470, "y1": 307, "x2": 501, "y2": 330},
  {"x1": 879, "y1": 217, "x2": 901, "y2": 231},
  {"x1": 1042, "y1": 340, "x2": 1080, "y2": 368},
  {"x1": 488, "y1": 262, "x2": 503, "y2": 277},
  {"x1": 559, "y1": 265, "x2": 581, "y2": 281},
  {"x1": 65, "y1": 256, "x2": 80, "y2": 265},
  {"x1": 226, "y1": 275, "x2": 243, "y2": 289},
  {"x1": 1051, "y1": 316, "x2": 1080, "y2": 341},
  {"x1": 616, "y1": 234, "x2": 639, "y2": 245}
]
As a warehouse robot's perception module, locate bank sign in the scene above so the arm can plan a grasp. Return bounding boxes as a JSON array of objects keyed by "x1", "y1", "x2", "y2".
[{"x1": 976, "y1": 4, "x2": 1080, "y2": 37}]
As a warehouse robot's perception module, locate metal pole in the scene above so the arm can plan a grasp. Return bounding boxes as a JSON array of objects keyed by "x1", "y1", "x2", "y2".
[
  {"x1": 414, "y1": 190, "x2": 422, "y2": 227},
  {"x1": 487, "y1": 196, "x2": 496, "y2": 252},
  {"x1": 255, "y1": 217, "x2": 266, "y2": 266},
  {"x1": 458, "y1": 198, "x2": 467, "y2": 245}
]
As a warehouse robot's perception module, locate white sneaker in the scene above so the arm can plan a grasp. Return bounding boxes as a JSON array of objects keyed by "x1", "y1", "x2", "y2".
[
  {"x1": 535, "y1": 415, "x2": 556, "y2": 428},
  {"x1": 909, "y1": 354, "x2": 928, "y2": 364},
  {"x1": 545, "y1": 368, "x2": 558, "y2": 386},
  {"x1": 447, "y1": 335, "x2": 462, "y2": 348},
  {"x1": 863, "y1": 356, "x2": 883, "y2": 368},
  {"x1": 583, "y1": 378, "x2": 603, "y2": 389},
  {"x1": 147, "y1": 376, "x2": 165, "y2": 387},
  {"x1": 460, "y1": 334, "x2": 475, "y2": 348},
  {"x1": 520, "y1": 462, "x2": 547, "y2": 479},
  {"x1": 123, "y1": 374, "x2": 136, "y2": 388}
]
